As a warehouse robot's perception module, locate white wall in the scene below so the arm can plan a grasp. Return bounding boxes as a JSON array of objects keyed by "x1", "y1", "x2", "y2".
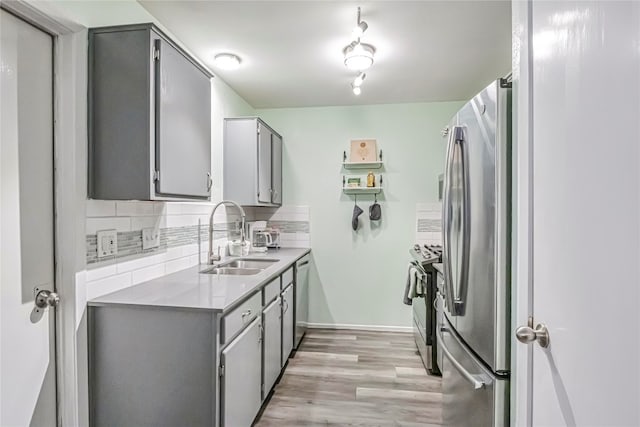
[{"x1": 257, "y1": 102, "x2": 462, "y2": 329}]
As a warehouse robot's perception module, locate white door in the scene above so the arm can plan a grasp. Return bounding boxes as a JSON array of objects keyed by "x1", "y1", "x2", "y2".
[
  {"x1": 0, "y1": 9, "x2": 58, "y2": 427},
  {"x1": 515, "y1": 1, "x2": 640, "y2": 425}
]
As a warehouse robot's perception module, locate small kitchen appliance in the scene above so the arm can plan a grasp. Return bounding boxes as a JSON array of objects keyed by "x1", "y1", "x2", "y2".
[
  {"x1": 247, "y1": 221, "x2": 281, "y2": 252},
  {"x1": 409, "y1": 243, "x2": 443, "y2": 376}
]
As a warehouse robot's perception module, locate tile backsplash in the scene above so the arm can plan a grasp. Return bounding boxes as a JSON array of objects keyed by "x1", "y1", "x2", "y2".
[
  {"x1": 416, "y1": 202, "x2": 442, "y2": 245},
  {"x1": 84, "y1": 201, "x2": 310, "y2": 300}
]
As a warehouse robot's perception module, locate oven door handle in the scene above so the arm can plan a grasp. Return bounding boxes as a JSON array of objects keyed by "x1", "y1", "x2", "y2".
[{"x1": 437, "y1": 326, "x2": 490, "y2": 390}]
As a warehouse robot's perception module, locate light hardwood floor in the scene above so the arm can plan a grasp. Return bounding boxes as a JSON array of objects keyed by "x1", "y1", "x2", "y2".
[{"x1": 255, "y1": 329, "x2": 442, "y2": 426}]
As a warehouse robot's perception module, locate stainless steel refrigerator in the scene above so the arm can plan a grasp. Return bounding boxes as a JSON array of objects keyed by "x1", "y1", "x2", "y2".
[{"x1": 438, "y1": 78, "x2": 511, "y2": 427}]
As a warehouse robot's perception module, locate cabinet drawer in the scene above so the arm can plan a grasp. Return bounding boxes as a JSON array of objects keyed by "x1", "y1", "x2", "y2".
[
  {"x1": 222, "y1": 292, "x2": 261, "y2": 343},
  {"x1": 282, "y1": 267, "x2": 294, "y2": 287},
  {"x1": 263, "y1": 277, "x2": 280, "y2": 305}
]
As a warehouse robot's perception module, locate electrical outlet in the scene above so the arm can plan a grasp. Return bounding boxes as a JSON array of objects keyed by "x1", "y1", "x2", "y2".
[
  {"x1": 142, "y1": 227, "x2": 160, "y2": 250},
  {"x1": 96, "y1": 229, "x2": 118, "y2": 258}
]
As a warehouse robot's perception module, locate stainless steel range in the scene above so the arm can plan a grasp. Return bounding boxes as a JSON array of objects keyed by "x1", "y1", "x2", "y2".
[{"x1": 409, "y1": 244, "x2": 442, "y2": 376}]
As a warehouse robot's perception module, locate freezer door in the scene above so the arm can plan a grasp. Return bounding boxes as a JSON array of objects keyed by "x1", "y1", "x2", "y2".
[
  {"x1": 439, "y1": 317, "x2": 508, "y2": 427},
  {"x1": 449, "y1": 80, "x2": 511, "y2": 373}
]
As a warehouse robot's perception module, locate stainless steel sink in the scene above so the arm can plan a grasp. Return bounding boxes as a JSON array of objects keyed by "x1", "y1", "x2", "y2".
[
  {"x1": 222, "y1": 259, "x2": 279, "y2": 269},
  {"x1": 200, "y1": 267, "x2": 263, "y2": 276}
]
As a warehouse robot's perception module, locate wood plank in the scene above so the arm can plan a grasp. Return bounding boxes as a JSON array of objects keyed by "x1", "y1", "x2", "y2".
[{"x1": 255, "y1": 328, "x2": 442, "y2": 426}]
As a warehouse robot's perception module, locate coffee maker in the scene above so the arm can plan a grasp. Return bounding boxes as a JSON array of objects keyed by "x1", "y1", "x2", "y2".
[{"x1": 246, "y1": 221, "x2": 281, "y2": 252}]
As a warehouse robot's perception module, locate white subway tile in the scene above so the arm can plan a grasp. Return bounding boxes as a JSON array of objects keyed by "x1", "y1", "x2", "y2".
[
  {"x1": 116, "y1": 253, "x2": 167, "y2": 274},
  {"x1": 164, "y1": 203, "x2": 183, "y2": 215},
  {"x1": 116, "y1": 201, "x2": 156, "y2": 216},
  {"x1": 86, "y1": 200, "x2": 116, "y2": 217},
  {"x1": 132, "y1": 264, "x2": 166, "y2": 285},
  {"x1": 165, "y1": 214, "x2": 201, "y2": 228},
  {"x1": 86, "y1": 217, "x2": 131, "y2": 234},
  {"x1": 86, "y1": 264, "x2": 117, "y2": 282},
  {"x1": 182, "y1": 243, "x2": 200, "y2": 256},
  {"x1": 154, "y1": 202, "x2": 167, "y2": 215},
  {"x1": 416, "y1": 202, "x2": 441, "y2": 211},
  {"x1": 131, "y1": 215, "x2": 166, "y2": 231},
  {"x1": 280, "y1": 232, "x2": 296, "y2": 242},
  {"x1": 164, "y1": 247, "x2": 185, "y2": 261},
  {"x1": 418, "y1": 231, "x2": 443, "y2": 245},
  {"x1": 180, "y1": 203, "x2": 215, "y2": 215},
  {"x1": 165, "y1": 256, "x2": 193, "y2": 274},
  {"x1": 86, "y1": 272, "x2": 132, "y2": 300},
  {"x1": 293, "y1": 213, "x2": 310, "y2": 222}
]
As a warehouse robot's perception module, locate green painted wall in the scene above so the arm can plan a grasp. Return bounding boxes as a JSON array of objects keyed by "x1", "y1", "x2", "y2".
[{"x1": 257, "y1": 101, "x2": 463, "y2": 327}]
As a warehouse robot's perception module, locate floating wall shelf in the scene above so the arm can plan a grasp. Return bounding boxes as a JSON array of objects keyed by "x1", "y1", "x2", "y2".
[
  {"x1": 342, "y1": 186, "x2": 383, "y2": 195},
  {"x1": 342, "y1": 149, "x2": 383, "y2": 167},
  {"x1": 342, "y1": 174, "x2": 383, "y2": 195},
  {"x1": 342, "y1": 161, "x2": 383, "y2": 170}
]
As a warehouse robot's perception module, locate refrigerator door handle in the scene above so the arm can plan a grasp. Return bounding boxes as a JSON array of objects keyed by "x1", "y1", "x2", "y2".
[
  {"x1": 438, "y1": 326, "x2": 489, "y2": 390},
  {"x1": 453, "y1": 127, "x2": 471, "y2": 315},
  {"x1": 442, "y1": 126, "x2": 456, "y2": 313}
]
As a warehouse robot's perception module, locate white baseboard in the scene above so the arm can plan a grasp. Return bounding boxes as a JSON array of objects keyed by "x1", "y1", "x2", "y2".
[{"x1": 306, "y1": 322, "x2": 413, "y2": 333}]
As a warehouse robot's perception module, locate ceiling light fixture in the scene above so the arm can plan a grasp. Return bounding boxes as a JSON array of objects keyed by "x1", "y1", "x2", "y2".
[
  {"x1": 213, "y1": 53, "x2": 242, "y2": 70},
  {"x1": 352, "y1": 7, "x2": 369, "y2": 40},
  {"x1": 343, "y1": 7, "x2": 376, "y2": 95},
  {"x1": 343, "y1": 42, "x2": 375, "y2": 71},
  {"x1": 353, "y1": 72, "x2": 366, "y2": 87}
]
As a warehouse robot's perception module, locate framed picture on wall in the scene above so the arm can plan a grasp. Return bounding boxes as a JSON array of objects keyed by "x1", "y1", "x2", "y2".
[{"x1": 350, "y1": 139, "x2": 378, "y2": 162}]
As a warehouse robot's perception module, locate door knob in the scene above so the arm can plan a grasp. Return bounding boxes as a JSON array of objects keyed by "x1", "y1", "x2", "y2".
[
  {"x1": 516, "y1": 323, "x2": 550, "y2": 348},
  {"x1": 30, "y1": 289, "x2": 60, "y2": 323},
  {"x1": 35, "y1": 289, "x2": 60, "y2": 309}
]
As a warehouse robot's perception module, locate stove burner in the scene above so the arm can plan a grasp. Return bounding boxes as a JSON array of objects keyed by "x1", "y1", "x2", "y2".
[{"x1": 410, "y1": 243, "x2": 443, "y2": 266}]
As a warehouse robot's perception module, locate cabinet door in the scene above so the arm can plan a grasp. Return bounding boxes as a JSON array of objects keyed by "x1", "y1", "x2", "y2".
[
  {"x1": 257, "y1": 122, "x2": 272, "y2": 203},
  {"x1": 282, "y1": 285, "x2": 294, "y2": 366},
  {"x1": 155, "y1": 37, "x2": 211, "y2": 198},
  {"x1": 263, "y1": 297, "x2": 282, "y2": 397},
  {"x1": 221, "y1": 318, "x2": 261, "y2": 427},
  {"x1": 271, "y1": 133, "x2": 282, "y2": 205}
]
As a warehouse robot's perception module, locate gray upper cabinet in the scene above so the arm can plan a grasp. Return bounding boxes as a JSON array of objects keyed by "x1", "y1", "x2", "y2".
[
  {"x1": 271, "y1": 133, "x2": 283, "y2": 205},
  {"x1": 89, "y1": 24, "x2": 213, "y2": 201},
  {"x1": 224, "y1": 118, "x2": 283, "y2": 206}
]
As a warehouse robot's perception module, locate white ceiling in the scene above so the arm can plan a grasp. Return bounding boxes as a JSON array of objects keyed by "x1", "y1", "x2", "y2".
[{"x1": 139, "y1": 1, "x2": 511, "y2": 109}]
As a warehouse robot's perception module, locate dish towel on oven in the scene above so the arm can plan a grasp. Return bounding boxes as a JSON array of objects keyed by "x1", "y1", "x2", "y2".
[{"x1": 403, "y1": 264, "x2": 419, "y2": 305}]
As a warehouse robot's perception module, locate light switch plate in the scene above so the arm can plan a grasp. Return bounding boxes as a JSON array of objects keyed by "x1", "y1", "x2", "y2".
[
  {"x1": 96, "y1": 229, "x2": 118, "y2": 258},
  {"x1": 142, "y1": 227, "x2": 160, "y2": 250}
]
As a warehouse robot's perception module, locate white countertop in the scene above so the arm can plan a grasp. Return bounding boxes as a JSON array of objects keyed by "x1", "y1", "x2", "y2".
[{"x1": 88, "y1": 248, "x2": 310, "y2": 313}]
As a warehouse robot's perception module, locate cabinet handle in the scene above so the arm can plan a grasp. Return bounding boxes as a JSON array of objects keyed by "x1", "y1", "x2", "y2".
[
  {"x1": 283, "y1": 299, "x2": 289, "y2": 314},
  {"x1": 207, "y1": 173, "x2": 213, "y2": 191},
  {"x1": 241, "y1": 309, "x2": 252, "y2": 322},
  {"x1": 258, "y1": 323, "x2": 263, "y2": 344}
]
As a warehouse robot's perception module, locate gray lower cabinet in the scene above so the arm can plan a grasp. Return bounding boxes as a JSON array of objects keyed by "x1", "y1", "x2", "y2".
[
  {"x1": 89, "y1": 24, "x2": 213, "y2": 201},
  {"x1": 223, "y1": 118, "x2": 283, "y2": 206},
  {"x1": 282, "y1": 284, "x2": 294, "y2": 366},
  {"x1": 262, "y1": 297, "x2": 282, "y2": 397},
  {"x1": 221, "y1": 318, "x2": 262, "y2": 427}
]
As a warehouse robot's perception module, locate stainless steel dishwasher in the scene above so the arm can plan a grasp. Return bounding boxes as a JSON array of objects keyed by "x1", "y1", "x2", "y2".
[{"x1": 294, "y1": 255, "x2": 310, "y2": 349}]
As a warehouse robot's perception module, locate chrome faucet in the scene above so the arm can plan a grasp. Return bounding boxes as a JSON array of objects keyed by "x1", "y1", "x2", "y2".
[{"x1": 208, "y1": 200, "x2": 246, "y2": 264}]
